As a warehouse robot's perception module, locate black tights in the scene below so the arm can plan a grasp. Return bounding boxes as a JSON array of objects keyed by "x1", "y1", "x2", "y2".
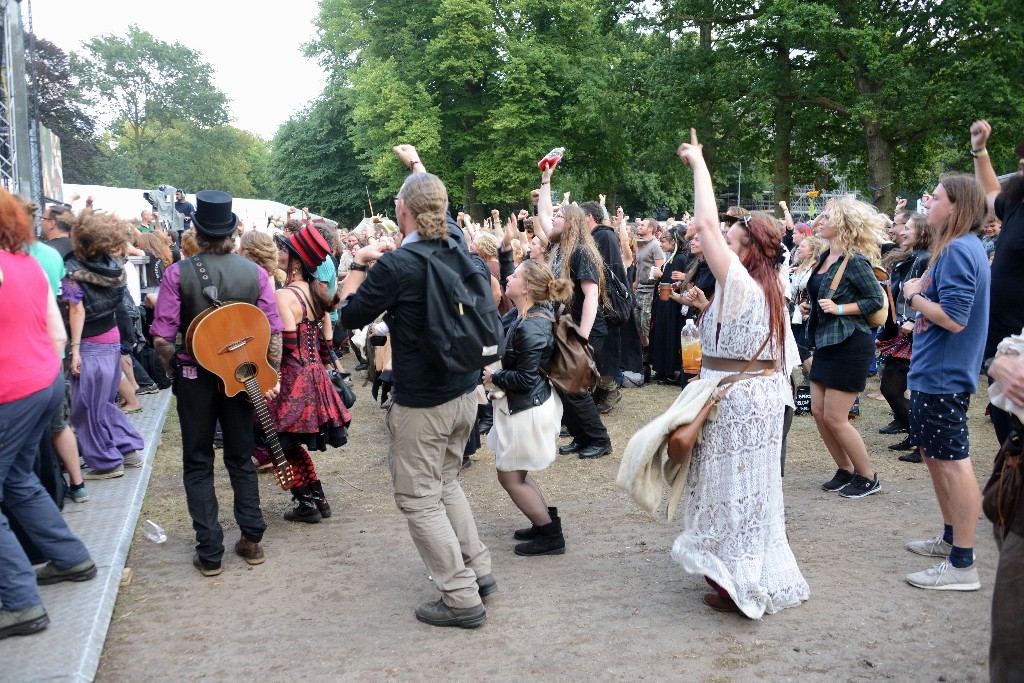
[{"x1": 879, "y1": 357, "x2": 910, "y2": 429}]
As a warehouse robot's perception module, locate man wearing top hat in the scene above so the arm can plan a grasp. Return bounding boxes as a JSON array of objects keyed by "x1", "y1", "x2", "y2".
[{"x1": 151, "y1": 190, "x2": 284, "y2": 576}]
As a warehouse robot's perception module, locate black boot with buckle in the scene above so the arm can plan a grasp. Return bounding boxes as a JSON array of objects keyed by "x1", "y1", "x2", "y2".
[
  {"x1": 283, "y1": 484, "x2": 322, "y2": 523},
  {"x1": 308, "y1": 480, "x2": 332, "y2": 519}
]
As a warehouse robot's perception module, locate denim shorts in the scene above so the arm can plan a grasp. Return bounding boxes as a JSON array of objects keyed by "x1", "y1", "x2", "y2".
[{"x1": 909, "y1": 390, "x2": 971, "y2": 461}]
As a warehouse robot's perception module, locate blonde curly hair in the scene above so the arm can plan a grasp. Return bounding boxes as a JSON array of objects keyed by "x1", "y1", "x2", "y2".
[
  {"x1": 474, "y1": 232, "x2": 500, "y2": 260},
  {"x1": 826, "y1": 197, "x2": 886, "y2": 260},
  {"x1": 239, "y1": 231, "x2": 283, "y2": 280}
]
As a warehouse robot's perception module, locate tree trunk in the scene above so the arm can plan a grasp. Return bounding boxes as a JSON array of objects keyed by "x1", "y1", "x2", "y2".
[
  {"x1": 854, "y1": 74, "x2": 896, "y2": 214},
  {"x1": 862, "y1": 122, "x2": 895, "y2": 214}
]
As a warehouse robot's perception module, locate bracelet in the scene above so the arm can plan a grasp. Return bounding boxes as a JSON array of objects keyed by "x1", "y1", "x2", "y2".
[
  {"x1": 970, "y1": 147, "x2": 988, "y2": 158},
  {"x1": 350, "y1": 262, "x2": 368, "y2": 272},
  {"x1": 540, "y1": 181, "x2": 550, "y2": 186},
  {"x1": 837, "y1": 304, "x2": 844, "y2": 315},
  {"x1": 907, "y1": 292, "x2": 919, "y2": 306},
  {"x1": 408, "y1": 159, "x2": 421, "y2": 169},
  {"x1": 69, "y1": 342, "x2": 81, "y2": 347}
]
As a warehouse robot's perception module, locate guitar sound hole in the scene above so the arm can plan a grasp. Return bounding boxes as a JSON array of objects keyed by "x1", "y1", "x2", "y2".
[{"x1": 235, "y1": 362, "x2": 258, "y2": 383}]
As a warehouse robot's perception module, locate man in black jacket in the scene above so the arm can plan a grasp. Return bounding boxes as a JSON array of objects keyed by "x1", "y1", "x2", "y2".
[
  {"x1": 581, "y1": 201, "x2": 626, "y2": 415},
  {"x1": 339, "y1": 145, "x2": 494, "y2": 630}
]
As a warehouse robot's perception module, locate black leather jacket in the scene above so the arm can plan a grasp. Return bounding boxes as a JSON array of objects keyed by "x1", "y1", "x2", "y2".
[{"x1": 491, "y1": 305, "x2": 555, "y2": 415}]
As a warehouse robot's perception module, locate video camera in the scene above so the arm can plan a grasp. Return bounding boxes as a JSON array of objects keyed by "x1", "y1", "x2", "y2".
[{"x1": 142, "y1": 184, "x2": 185, "y2": 234}]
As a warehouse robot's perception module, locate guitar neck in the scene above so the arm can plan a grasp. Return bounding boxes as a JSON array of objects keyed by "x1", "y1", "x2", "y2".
[{"x1": 244, "y1": 377, "x2": 288, "y2": 470}]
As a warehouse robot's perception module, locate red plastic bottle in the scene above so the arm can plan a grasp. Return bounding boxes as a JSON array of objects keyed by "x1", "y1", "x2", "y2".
[{"x1": 537, "y1": 147, "x2": 565, "y2": 171}]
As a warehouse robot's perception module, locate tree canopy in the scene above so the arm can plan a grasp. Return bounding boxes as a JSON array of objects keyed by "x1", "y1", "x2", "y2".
[{"x1": 35, "y1": 2, "x2": 1024, "y2": 222}]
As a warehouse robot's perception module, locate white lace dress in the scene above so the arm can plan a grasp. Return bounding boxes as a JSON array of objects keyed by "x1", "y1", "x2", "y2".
[{"x1": 671, "y1": 254, "x2": 810, "y2": 618}]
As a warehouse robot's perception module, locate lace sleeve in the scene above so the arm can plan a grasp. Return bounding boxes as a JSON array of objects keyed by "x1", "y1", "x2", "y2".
[{"x1": 719, "y1": 254, "x2": 760, "y2": 323}]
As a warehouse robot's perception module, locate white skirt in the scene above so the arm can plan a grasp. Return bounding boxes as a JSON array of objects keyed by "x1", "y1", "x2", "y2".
[{"x1": 487, "y1": 389, "x2": 563, "y2": 472}]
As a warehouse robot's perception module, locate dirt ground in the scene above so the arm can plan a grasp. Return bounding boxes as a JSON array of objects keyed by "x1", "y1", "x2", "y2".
[{"x1": 99, "y1": 374, "x2": 1000, "y2": 682}]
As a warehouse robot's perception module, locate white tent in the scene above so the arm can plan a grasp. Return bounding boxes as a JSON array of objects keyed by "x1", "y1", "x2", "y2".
[{"x1": 61, "y1": 184, "x2": 330, "y2": 233}]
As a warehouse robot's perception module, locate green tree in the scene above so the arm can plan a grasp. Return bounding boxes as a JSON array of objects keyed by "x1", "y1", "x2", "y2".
[
  {"x1": 70, "y1": 25, "x2": 228, "y2": 183},
  {"x1": 33, "y1": 36, "x2": 101, "y2": 184},
  {"x1": 270, "y1": 89, "x2": 370, "y2": 225}
]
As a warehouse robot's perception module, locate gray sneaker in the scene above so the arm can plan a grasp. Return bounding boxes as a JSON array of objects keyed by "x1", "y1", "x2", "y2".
[
  {"x1": 0, "y1": 604, "x2": 49, "y2": 640},
  {"x1": 906, "y1": 535, "x2": 952, "y2": 558},
  {"x1": 82, "y1": 464, "x2": 124, "y2": 480},
  {"x1": 906, "y1": 560, "x2": 980, "y2": 591},
  {"x1": 36, "y1": 558, "x2": 97, "y2": 585},
  {"x1": 122, "y1": 452, "x2": 144, "y2": 468},
  {"x1": 414, "y1": 599, "x2": 486, "y2": 628}
]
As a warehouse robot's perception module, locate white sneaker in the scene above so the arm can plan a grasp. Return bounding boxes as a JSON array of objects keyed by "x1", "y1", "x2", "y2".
[
  {"x1": 905, "y1": 535, "x2": 952, "y2": 558},
  {"x1": 906, "y1": 560, "x2": 980, "y2": 591}
]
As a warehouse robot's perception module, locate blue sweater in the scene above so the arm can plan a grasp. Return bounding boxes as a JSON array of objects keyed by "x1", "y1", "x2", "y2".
[{"x1": 907, "y1": 234, "x2": 990, "y2": 395}]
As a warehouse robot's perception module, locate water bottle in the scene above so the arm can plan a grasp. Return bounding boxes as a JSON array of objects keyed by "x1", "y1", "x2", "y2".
[
  {"x1": 142, "y1": 519, "x2": 167, "y2": 543},
  {"x1": 537, "y1": 147, "x2": 565, "y2": 171},
  {"x1": 680, "y1": 320, "x2": 702, "y2": 375}
]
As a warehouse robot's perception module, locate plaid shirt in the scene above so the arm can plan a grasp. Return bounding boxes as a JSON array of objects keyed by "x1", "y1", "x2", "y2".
[{"x1": 807, "y1": 251, "x2": 885, "y2": 349}]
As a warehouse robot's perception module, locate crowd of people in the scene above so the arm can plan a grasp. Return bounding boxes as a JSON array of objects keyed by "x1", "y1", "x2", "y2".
[{"x1": 1, "y1": 121, "x2": 1022, "y2": 680}]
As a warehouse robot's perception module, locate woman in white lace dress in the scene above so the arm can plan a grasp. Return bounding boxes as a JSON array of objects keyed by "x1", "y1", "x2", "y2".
[{"x1": 671, "y1": 129, "x2": 810, "y2": 618}]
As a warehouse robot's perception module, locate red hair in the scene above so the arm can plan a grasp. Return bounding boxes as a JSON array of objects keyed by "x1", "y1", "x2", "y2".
[
  {"x1": 735, "y1": 212, "x2": 788, "y2": 359},
  {"x1": 0, "y1": 188, "x2": 32, "y2": 252}
]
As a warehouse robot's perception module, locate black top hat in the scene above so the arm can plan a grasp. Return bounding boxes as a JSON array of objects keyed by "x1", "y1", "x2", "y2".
[{"x1": 191, "y1": 190, "x2": 238, "y2": 237}]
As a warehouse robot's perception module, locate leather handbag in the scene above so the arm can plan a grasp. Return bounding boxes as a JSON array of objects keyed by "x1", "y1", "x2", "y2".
[
  {"x1": 982, "y1": 416, "x2": 1024, "y2": 536},
  {"x1": 666, "y1": 290, "x2": 775, "y2": 466}
]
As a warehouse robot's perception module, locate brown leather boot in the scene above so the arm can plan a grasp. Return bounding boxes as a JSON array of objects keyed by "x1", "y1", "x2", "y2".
[{"x1": 234, "y1": 536, "x2": 265, "y2": 565}]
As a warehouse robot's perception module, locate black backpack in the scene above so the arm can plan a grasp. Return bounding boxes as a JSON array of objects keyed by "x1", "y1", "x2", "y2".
[
  {"x1": 406, "y1": 238, "x2": 504, "y2": 374},
  {"x1": 603, "y1": 262, "x2": 633, "y2": 326}
]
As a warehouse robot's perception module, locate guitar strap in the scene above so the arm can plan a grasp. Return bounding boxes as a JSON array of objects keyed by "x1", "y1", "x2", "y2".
[{"x1": 188, "y1": 255, "x2": 223, "y2": 307}]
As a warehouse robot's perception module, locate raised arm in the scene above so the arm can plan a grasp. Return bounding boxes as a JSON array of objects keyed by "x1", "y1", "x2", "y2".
[
  {"x1": 393, "y1": 144, "x2": 425, "y2": 173},
  {"x1": 779, "y1": 201, "x2": 794, "y2": 230},
  {"x1": 970, "y1": 120, "x2": 1000, "y2": 212},
  {"x1": 677, "y1": 128, "x2": 730, "y2": 283},
  {"x1": 537, "y1": 166, "x2": 556, "y2": 241}
]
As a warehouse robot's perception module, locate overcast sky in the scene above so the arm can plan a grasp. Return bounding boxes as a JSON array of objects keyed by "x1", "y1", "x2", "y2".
[{"x1": 30, "y1": 0, "x2": 329, "y2": 140}]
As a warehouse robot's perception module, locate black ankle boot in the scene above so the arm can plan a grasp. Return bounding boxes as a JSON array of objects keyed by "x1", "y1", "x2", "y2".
[
  {"x1": 514, "y1": 507, "x2": 557, "y2": 540},
  {"x1": 514, "y1": 516, "x2": 565, "y2": 556},
  {"x1": 283, "y1": 485, "x2": 322, "y2": 523},
  {"x1": 308, "y1": 480, "x2": 332, "y2": 519}
]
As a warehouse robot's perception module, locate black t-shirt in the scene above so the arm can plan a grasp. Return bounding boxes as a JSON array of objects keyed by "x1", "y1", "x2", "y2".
[
  {"x1": 564, "y1": 246, "x2": 600, "y2": 324},
  {"x1": 46, "y1": 235, "x2": 73, "y2": 259},
  {"x1": 987, "y1": 195, "x2": 1024, "y2": 358}
]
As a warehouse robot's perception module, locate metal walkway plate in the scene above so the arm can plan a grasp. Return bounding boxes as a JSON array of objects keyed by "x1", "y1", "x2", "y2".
[{"x1": 0, "y1": 389, "x2": 172, "y2": 683}]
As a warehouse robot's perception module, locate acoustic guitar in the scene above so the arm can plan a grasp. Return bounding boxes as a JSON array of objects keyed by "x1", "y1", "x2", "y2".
[{"x1": 186, "y1": 302, "x2": 294, "y2": 490}]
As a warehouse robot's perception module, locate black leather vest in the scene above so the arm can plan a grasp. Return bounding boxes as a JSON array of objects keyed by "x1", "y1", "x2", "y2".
[
  {"x1": 177, "y1": 254, "x2": 262, "y2": 351},
  {"x1": 65, "y1": 256, "x2": 126, "y2": 338}
]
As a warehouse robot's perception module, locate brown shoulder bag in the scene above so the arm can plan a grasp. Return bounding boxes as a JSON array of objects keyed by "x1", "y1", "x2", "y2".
[{"x1": 666, "y1": 291, "x2": 775, "y2": 466}]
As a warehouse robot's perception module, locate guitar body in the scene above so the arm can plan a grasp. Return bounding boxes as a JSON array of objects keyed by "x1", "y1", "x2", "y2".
[
  {"x1": 185, "y1": 302, "x2": 293, "y2": 490},
  {"x1": 186, "y1": 302, "x2": 277, "y2": 397}
]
